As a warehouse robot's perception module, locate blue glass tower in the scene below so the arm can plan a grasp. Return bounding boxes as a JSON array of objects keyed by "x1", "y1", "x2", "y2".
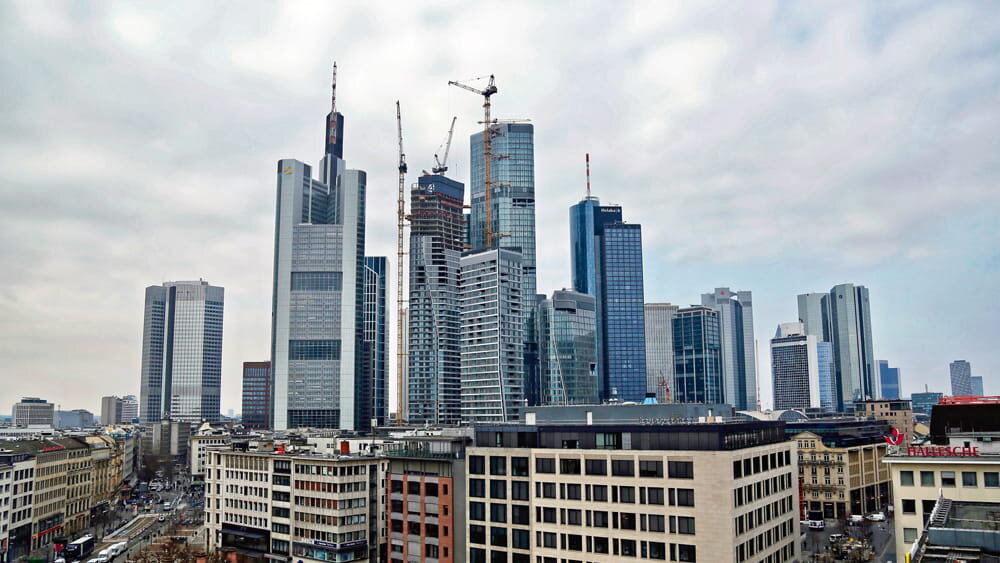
[
  {"x1": 570, "y1": 197, "x2": 646, "y2": 402},
  {"x1": 817, "y1": 342, "x2": 835, "y2": 410},
  {"x1": 672, "y1": 306, "x2": 722, "y2": 404},
  {"x1": 878, "y1": 360, "x2": 901, "y2": 400},
  {"x1": 363, "y1": 256, "x2": 388, "y2": 427}
]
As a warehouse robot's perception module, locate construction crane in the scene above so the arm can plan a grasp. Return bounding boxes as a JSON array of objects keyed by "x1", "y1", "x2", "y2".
[
  {"x1": 395, "y1": 101, "x2": 407, "y2": 426},
  {"x1": 432, "y1": 116, "x2": 457, "y2": 175},
  {"x1": 448, "y1": 75, "x2": 498, "y2": 246}
]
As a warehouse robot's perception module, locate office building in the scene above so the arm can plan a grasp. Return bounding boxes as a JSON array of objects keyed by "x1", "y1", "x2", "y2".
[
  {"x1": 644, "y1": 303, "x2": 678, "y2": 403},
  {"x1": 884, "y1": 398, "x2": 1000, "y2": 557},
  {"x1": 465, "y1": 407, "x2": 800, "y2": 563},
  {"x1": 971, "y1": 375, "x2": 984, "y2": 396},
  {"x1": 141, "y1": 418, "x2": 191, "y2": 465},
  {"x1": 204, "y1": 444, "x2": 386, "y2": 563},
  {"x1": 796, "y1": 284, "x2": 876, "y2": 411},
  {"x1": 672, "y1": 306, "x2": 723, "y2": 404},
  {"x1": 270, "y1": 69, "x2": 367, "y2": 430},
  {"x1": 139, "y1": 280, "x2": 224, "y2": 423},
  {"x1": 950, "y1": 360, "x2": 972, "y2": 396},
  {"x1": 407, "y1": 174, "x2": 465, "y2": 425},
  {"x1": 460, "y1": 248, "x2": 524, "y2": 423},
  {"x1": 787, "y1": 418, "x2": 892, "y2": 518},
  {"x1": 100, "y1": 396, "x2": 123, "y2": 425},
  {"x1": 535, "y1": 290, "x2": 598, "y2": 406},
  {"x1": 771, "y1": 322, "x2": 820, "y2": 410},
  {"x1": 241, "y1": 361, "x2": 272, "y2": 430},
  {"x1": 11, "y1": 397, "x2": 54, "y2": 427},
  {"x1": 0, "y1": 450, "x2": 35, "y2": 561},
  {"x1": 911, "y1": 391, "x2": 944, "y2": 416},
  {"x1": 816, "y1": 342, "x2": 836, "y2": 411},
  {"x1": 702, "y1": 288, "x2": 757, "y2": 410},
  {"x1": 120, "y1": 395, "x2": 139, "y2": 423},
  {"x1": 54, "y1": 409, "x2": 95, "y2": 429},
  {"x1": 570, "y1": 197, "x2": 646, "y2": 402},
  {"x1": 363, "y1": 256, "x2": 388, "y2": 428},
  {"x1": 856, "y1": 399, "x2": 915, "y2": 446},
  {"x1": 878, "y1": 360, "x2": 901, "y2": 400}
]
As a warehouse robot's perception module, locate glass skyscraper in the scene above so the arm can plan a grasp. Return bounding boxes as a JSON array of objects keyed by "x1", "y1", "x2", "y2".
[
  {"x1": 407, "y1": 174, "x2": 464, "y2": 425},
  {"x1": 363, "y1": 256, "x2": 388, "y2": 428},
  {"x1": 270, "y1": 72, "x2": 366, "y2": 430},
  {"x1": 701, "y1": 288, "x2": 757, "y2": 410},
  {"x1": 950, "y1": 360, "x2": 972, "y2": 396},
  {"x1": 241, "y1": 361, "x2": 271, "y2": 430},
  {"x1": 672, "y1": 306, "x2": 723, "y2": 404},
  {"x1": 878, "y1": 360, "x2": 901, "y2": 400},
  {"x1": 139, "y1": 280, "x2": 224, "y2": 423},
  {"x1": 536, "y1": 290, "x2": 598, "y2": 406},
  {"x1": 460, "y1": 248, "x2": 523, "y2": 423},
  {"x1": 644, "y1": 303, "x2": 678, "y2": 403},
  {"x1": 971, "y1": 376, "x2": 984, "y2": 397},
  {"x1": 770, "y1": 322, "x2": 820, "y2": 410},
  {"x1": 570, "y1": 197, "x2": 646, "y2": 402},
  {"x1": 817, "y1": 342, "x2": 835, "y2": 411}
]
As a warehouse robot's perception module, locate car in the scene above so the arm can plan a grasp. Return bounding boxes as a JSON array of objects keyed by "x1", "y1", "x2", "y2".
[
  {"x1": 867, "y1": 512, "x2": 885, "y2": 521},
  {"x1": 110, "y1": 542, "x2": 128, "y2": 556},
  {"x1": 849, "y1": 514, "x2": 864, "y2": 523},
  {"x1": 829, "y1": 533, "x2": 844, "y2": 544},
  {"x1": 97, "y1": 548, "x2": 113, "y2": 562},
  {"x1": 808, "y1": 520, "x2": 825, "y2": 530}
]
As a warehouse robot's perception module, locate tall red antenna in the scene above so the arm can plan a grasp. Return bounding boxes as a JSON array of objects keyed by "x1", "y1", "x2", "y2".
[{"x1": 585, "y1": 153, "x2": 591, "y2": 197}]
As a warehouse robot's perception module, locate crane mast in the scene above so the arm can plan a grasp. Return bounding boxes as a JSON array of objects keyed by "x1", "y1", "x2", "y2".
[
  {"x1": 395, "y1": 101, "x2": 407, "y2": 426},
  {"x1": 432, "y1": 116, "x2": 458, "y2": 174},
  {"x1": 448, "y1": 75, "x2": 497, "y2": 247}
]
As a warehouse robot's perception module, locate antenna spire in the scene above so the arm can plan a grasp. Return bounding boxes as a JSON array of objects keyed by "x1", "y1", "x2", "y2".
[
  {"x1": 585, "y1": 153, "x2": 591, "y2": 197},
  {"x1": 331, "y1": 62, "x2": 338, "y2": 114}
]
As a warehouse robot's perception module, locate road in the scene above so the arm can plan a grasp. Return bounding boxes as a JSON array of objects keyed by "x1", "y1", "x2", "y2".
[{"x1": 800, "y1": 518, "x2": 896, "y2": 561}]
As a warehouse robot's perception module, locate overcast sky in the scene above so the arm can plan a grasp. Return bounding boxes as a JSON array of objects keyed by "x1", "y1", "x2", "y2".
[{"x1": 1, "y1": 1, "x2": 997, "y2": 416}]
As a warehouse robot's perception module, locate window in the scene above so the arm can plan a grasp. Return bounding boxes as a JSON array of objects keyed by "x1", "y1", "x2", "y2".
[
  {"x1": 596, "y1": 432, "x2": 621, "y2": 449},
  {"x1": 470, "y1": 525, "x2": 486, "y2": 544},
  {"x1": 612, "y1": 460, "x2": 635, "y2": 477},
  {"x1": 586, "y1": 459, "x2": 607, "y2": 475},
  {"x1": 470, "y1": 456, "x2": 485, "y2": 474},
  {"x1": 986, "y1": 472, "x2": 1000, "y2": 488},
  {"x1": 677, "y1": 544, "x2": 696, "y2": 562},
  {"x1": 619, "y1": 486, "x2": 635, "y2": 503},
  {"x1": 733, "y1": 460, "x2": 743, "y2": 479},
  {"x1": 490, "y1": 526, "x2": 507, "y2": 547},
  {"x1": 593, "y1": 536, "x2": 609, "y2": 553},
  {"x1": 677, "y1": 488, "x2": 695, "y2": 507},
  {"x1": 511, "y1": 457, "x2": 529, "y2": 476},
  {"x1": 567, "y1": 534, "x2": 583, "y2": 551},
  {"x1": 941, "y1": 471, "x2": 956, "y2": 487},
  {"x1": 903, "y1": 528, "x2": 918, "y2": 543},
  {"x1": 541, "y1": 532, "x2": 556, "y2": 548},
  {"x1": 291, "y1": 271, "x2": 342, "y2": 291},
  {"x1": 490, "y1": 503, "x2": 506, "y2": 523},
  {"x1": 677, "y1": 516, "x2": 695, "y2": 534},
  {"x1": 620, "y1": 512, "x2": 636, "y2": 530},
  {"x1": 511, "y1": 481, "x2": 529, "y2": 501},
  {"x1": 962, "y1": 472, "x2": 978, "y2": 487},
  {"x1": 901, "y1": 499, "x2": 915, "y2": 514},
  {"x1": 593, "y1": 485, "x2": 608, "y2": 502},
  {"x1": 593, "y1": 511, "x2": 608, "y2": 527},
  {"x1": 621, "y1": 539, "x2": 637, "y2": 556},
  {"x1": 648, "y1": 514, "x2": 665, "y2": 532},
  {"x1": 669, "y1": 461, "x2": 694, "y2": 479},
  {"x1": 920, "y1": 471, "x2": 935, "y2": 486},
  {"x1": 639, "y1": 460, "x2": 663, "y2": 477},
  {"x1": 288, "y1": 339, "x2": 339, "y2": 361},
  {"x1": 512, "y1": 528, "x2": 529, "y2": 550},
  {"x1": 560, "y1": 458, "x2": 581, "y2": 475},
  {"x1": 511, "y1": 504, "x2": 529, "y2": 525},
  {"x1": 900, "y1": 471, "x2": 914, "y2": 486},
  {"x1": 649, "y1": 541, "x2": 666, "y2": 560},
  {"x1": 535, "y1": 458, "x2": 555, "y2": 474},
  {"x1": 409, "y1": 481, "x2": 421, "y2": 495},
  {"x1": 565, "y1": 484, "x2": 581, "y2": 500},
  {"x1": 470, "y1": 502, "x2": 485, "y2": 521},
  {"x1": 541, "y1": 482, "x2": 555, "y2": 498},
  {"x1": 470, "y1": 479, "x2": 485, "y2": 498},
  {"x1": 567, "y1": 509, "x2": 582, "y2": 525},
  {"x1": 490, "y1": 480, "x2": 506, "y2": 499},
  {"x1": 490, "y1": 457, "x2": 506, "y2": 476},
  {"x1": 648, "y1": 487, "x2": 664, "y2": 505}
]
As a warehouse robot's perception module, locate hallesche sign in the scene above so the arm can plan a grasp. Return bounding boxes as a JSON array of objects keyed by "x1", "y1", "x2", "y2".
[{"x1": 905, "y1": 446, "x2": 981, "y2": 457}]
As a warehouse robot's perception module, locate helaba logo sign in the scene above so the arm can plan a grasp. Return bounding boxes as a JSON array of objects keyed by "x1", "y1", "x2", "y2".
[{"x1": 884, "y1": 428, "x2": 905, "y2": 446}]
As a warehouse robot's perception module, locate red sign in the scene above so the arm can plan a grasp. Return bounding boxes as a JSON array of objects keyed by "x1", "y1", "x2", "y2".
[
  {"x1": 884, "y1": 429, "x2": 905, "y2": 446},
  {"x1": 905, "y1": 446, "x2": 980, "y2": 457}
]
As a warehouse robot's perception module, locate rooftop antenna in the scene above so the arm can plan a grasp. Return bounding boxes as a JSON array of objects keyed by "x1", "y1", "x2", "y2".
[
  {"x1": 586, "y1": 153, "x2": 591, "y2": 197},
  {"x1": 331, "y1": 62, "x2": 338, "y2": 114}
]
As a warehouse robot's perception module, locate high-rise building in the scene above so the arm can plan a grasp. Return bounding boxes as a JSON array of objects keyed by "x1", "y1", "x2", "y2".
[
  {"x1": 241, "y1": 361, "x2": 271, "y2": 430},
  {"x1": 406, "y1": 174, "x2": 464, "y2": 425},
  {"x1": 971, "y1": 376, "x2": 984, "y2": 396},
  {"x1": 363, "y1": 256, "x2": 388, "y2": 428},
  {"x1": 796, "y1": 283, "x2": 876, "y2": 411},
  {"x1": 910, "y1": 391, "x2": 943, "y2": 415},
  {"x1": 672, "y1": 306, "x2": 723, "y2": 404},
  {"x1": 771, "y1": 322, "x2": 821, "y2": 410},
  {"x1": 270, "y1": 69, "x2": 367, "y2": 430},
  {"x1": 139, "y1": 280, "x2": 224, "y2": 424},
  {"x1": 460, "y1": 248, "x2": 523, "y2": 423},
  {"x1": 100, "y1": 396, "x2": 123, "y2": 425},
  {"x1": 950, "y1": 360, "x2": 972, "y2": 396},
  {"x1": 120, "y1": 395, "x2": 139, "y2": 423},
  {"x1": 878, "y1": 360, "x2": 902, "y2": 400},
  {"x1": 644, "y1": 303, "x2": 678, "y2": 403},
  {"x1": 569, "y1": 197, "x2": 646, "y2": 402},
  {"x1": 701, "y1": 288, "x2": 758, "y2": 410},
  {"x1": 536, "y1": 290, "x2": 598, "y2": 406},
  {"x1": 817, "y1": 342, "x2": 836, "y2": 411}
]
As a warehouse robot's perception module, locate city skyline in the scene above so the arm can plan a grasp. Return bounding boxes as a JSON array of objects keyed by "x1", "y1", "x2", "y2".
[{"x1": 1, "y1": 3, "x2": 998, "y2": 414}]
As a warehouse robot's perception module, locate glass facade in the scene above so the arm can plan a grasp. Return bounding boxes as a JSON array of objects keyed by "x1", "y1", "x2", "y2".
[
  {"x1": 672, "y1": 307, "x2": 723, "y2": 404},
  {"x1": 407, "y1": 174, "x2": 464, "y2": 425},
  {"x1": 701, "y1": 288, "x2": 757, "y2": 410},
  {"x1": 241, "y1": 361, "x2": 271, "y2": 430},
  {"x1": 879, "y1": 360, "x2": 901, "y2": 400},
  {"x1": 139, "y1": 280, "x2": 224, "y2": 423},
  {"x1": 949, "y1": 360, "x2": 972, "y2": 396},
  {"x1": 363, "y1": 256, "x2": 387, "y2": 427},
  {"x1": 770, "y1": 327, "x2": 820, "y2": 410},
  {"x1": 817, "y1": 342, "x2": 836, "y2": 411},
  {"x1": 536, "y1": 290, "x2": 598, "y2": 405},
  {"x1": 645, "y1": 303, "x2": 679, "y2": 403}
]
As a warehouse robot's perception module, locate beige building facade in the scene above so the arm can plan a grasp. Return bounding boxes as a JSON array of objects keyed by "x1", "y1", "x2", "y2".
[{"x1": 857, "y1": 399, "x2": 915, "y2": 445}]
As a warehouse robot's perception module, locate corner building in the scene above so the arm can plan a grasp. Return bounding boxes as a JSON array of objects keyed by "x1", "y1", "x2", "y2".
[{"x1": 465, "y1": 418, "x2": 800, "y2": 562}]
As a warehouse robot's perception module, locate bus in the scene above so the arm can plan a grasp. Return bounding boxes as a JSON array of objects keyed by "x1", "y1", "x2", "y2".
[
  {"x1": 806, "y1": 510, "x2": 825, "y2": 530},
  {"x1": 64, "y1": 535, "x2": 95, "y2": 561}
]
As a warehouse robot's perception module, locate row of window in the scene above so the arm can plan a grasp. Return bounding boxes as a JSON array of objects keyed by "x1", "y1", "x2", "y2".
[
  {"x1": 733, "y1": 450, "x2": 792, "y2": 479},
  {"x1": 734, "y1": 472, "x2": 793, "y2": 507},
  {"x1": 468, "y1": 530, "x2": 696, "y2": 561},
  {"x1": 900, "y1": 469, "x2": 1000, "y2": 488},
  {"x1": 470, "y1": 455, "x2": 694, "y2": 479}
]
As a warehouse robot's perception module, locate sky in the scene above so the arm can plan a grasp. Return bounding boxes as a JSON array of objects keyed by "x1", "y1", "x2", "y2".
[{"x1": 0, "y1": 1, "x2": 997, "y2": 416}]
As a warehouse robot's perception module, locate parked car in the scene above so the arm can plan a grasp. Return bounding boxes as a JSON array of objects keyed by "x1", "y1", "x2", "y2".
[
  {"x1": 828, "y1": 534, "x2": 844, "y2": 544},
  {"x1": 867, "y1": 512, "x2": 885, "y2": 521},
  {"x1": 110, "y1": 542, "x2": 128, "y2": 557},
  {"x1": 849, "y1": 514, "x2": 864, "y2": 523}
]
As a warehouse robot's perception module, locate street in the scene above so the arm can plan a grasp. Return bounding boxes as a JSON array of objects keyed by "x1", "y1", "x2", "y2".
[{"x1": 800, "y1": 518, "x2": 897, "y2": 562}]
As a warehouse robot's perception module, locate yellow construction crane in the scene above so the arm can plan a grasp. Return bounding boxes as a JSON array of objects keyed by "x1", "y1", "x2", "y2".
[
  {"x1": 432, "y1": 116, "x2": 457, "y2": 175},
  {"x1": 448, "y1": 75, "x2": 498, "y2": 246},
  {"x1": 395, "y1": 101, "x2": 407, "y2": 426}
]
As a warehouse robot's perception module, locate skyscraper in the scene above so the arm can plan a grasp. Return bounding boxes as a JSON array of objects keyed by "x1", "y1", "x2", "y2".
[
  {"x1": 139, "y1": 280, "x2": 224, "y2": 423},
  {"x1": 460, "y1": 248, "x2": 523, "y2": 423},
  {"x1": 796, "y1": 283, "x2": 876, "y2": 411},
  {"x1": 701, "y1": 288, "x2": 757, "y2": 410},
  {"x1": 644, "y1": 303, "x2": 678, "y2": 403},
  {"x1": 536, "y1": 290, "x2": 598, "y2": 406},
  {"x1": 672, "y1": 306, "x2": 723, "y2": 404},
  {"x1": 406, "y1": 174, "x2": 464, "y2": 425},
  {"x1": 817, "y1": 342, "x2": 835, "y2": 411},
  {"x1": 363, "y1": 256, "x2": 388, "y2": 428},
  {"x1": 120, "y1": 395, "x2": 139, "y2": 423},
  {"x1": 770, "y1": 322, "x2": 820, "y2": 410},
  {"x1": 971, "y1": 376, "x2": 984, "y2": 397},
  {"x1": 878, "y1": 360, "x2": 901, "y2": 400},
  {"x1": 100, "y1": 396, "x2": 122, "y2": 425},
  {"x1": 570, "y1": 197, "x2": 646, "y2": 402},
  {"x1": 950, "y1": 360, "x2": 972, "y2": 396},
  {"x1": 241, "y1": 361, "x2": 271, "y2": 430},
  {"x1": 270, "y1": 67, "x2": 367, "y2": 430}
]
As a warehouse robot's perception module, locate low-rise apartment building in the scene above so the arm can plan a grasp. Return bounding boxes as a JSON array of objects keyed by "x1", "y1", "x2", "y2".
[{"x1": 465, "y1": 414, "x2": 799, "y2": 563}]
